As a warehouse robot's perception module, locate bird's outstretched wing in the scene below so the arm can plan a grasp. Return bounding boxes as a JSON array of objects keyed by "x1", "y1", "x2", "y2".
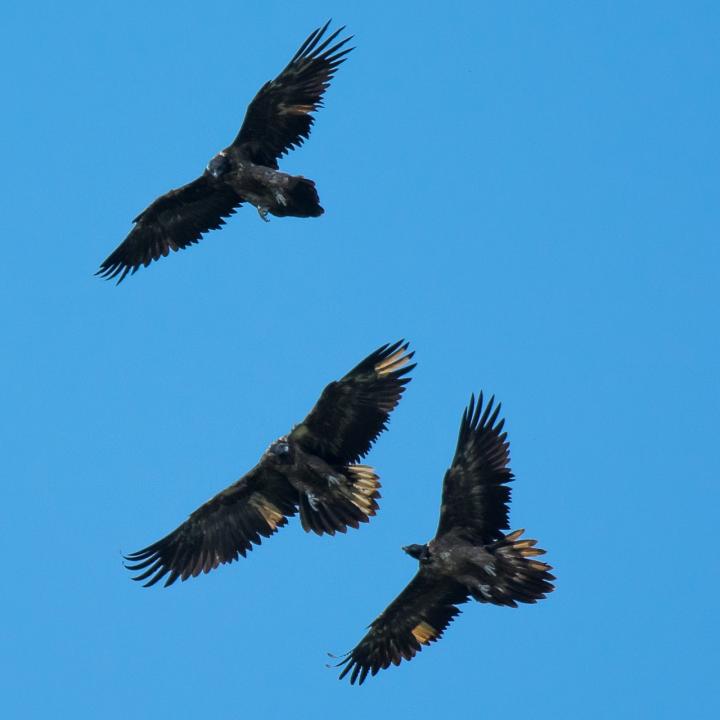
[
  {"x1": 124, "y1": 464, "x2": 297, "y2": 588},
  {"x1": 336, "y1": 572, "x2": 469, "y2": 685},
  {"x1": 435, "y1": 393, "x2": 513, "y2": 542},
  {"x1": 289, "y1": 340, "x2": 415, "y2": 465},
  {"x1": 232, "y1": 20, "x2": 353, "y2": 168},
  {"x1": 97, "y1": 175, "x2": 242, "y2": 284}
]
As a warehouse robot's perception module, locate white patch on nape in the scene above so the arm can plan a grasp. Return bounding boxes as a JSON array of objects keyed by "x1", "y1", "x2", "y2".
[{"x1": 307, "y1": 492, "x2": 320, "y2": 511}]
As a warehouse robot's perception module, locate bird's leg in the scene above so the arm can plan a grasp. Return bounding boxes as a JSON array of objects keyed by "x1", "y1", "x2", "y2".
[{"x1": 257, "y1": 206, "x2": 270, "y2": 223}]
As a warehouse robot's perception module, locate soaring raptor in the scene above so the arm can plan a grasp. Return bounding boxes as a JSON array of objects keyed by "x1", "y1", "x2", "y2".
[
  {"x1": 336, "y1": 393, "x2": 555, "y2": 684},
  {"x1": 98, "y1": 21, "x2": 352, "y2": 283},
  {"x1": 125, "y1": 341, "x2": 414, "y2": 587}
]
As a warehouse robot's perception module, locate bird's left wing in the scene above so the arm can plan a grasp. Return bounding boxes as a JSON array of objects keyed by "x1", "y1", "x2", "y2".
[
  {"x1": 435, "y1": 393, "x2": 513, "y2": 542},
  {"x1": 289, "y1": 340, "x2": 415, "y2": 465},
  {"x1": 124, "y1": 463, "x2": 297, "y2": 588},
  {"x1": 231, "y1": 21, "x2": 353, "y2": 168},
  {"x1": 97, "y1": 174, "x2": 242, "y2": 283},
  {"x1": 336, "y1": 572, "x2": 469, "y2": 684}
]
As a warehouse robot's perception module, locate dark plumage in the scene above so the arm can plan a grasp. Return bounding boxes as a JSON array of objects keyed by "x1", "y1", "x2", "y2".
[
  {"x1": 98, "y1": 21, "x2": 352, "y2": 283},
  {"x1": 336, "y1": 393, "x2": 555, "y2": 685},
  {"x1": 124, "y1": 341, "x2": 414, "y2": 587}
]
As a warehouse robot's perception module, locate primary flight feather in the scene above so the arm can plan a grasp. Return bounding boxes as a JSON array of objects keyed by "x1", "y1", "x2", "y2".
[
  {"x1": 125, "y1": 341, "x2": 414, "y2": 587},
  {"x1": 98, "y1": 20, "x2": 352, "y2": 284}
]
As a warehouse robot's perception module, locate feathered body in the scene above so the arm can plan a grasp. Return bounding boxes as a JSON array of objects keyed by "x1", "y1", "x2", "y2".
[
  {"x1": 98, "y1": 21, "x2": 352, "y2": 283},
  {"x1": 255, "y1": 436, "x2": 380, "y2": 536},
  {"x1": 337, "y1": 393, "x2": 555, "y2": 684},
  {"x1": 125, "y1": 341, "x2": 414, "y2": 587}
]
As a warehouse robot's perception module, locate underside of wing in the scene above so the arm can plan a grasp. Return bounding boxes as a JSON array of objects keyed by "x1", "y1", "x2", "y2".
[
  {"x1": 289, "y1": 340, "x2": 415, "y2": 465},
  {"x1": 436, "y1": 393, "x2": 513, "y2": 541},
  {"x1": 97, "y1": 175, "x2": 242, "y2": 283},
  {"x1": 336, "y1": 573, "x2": 468, "y2": 684},
  {"x1": 232, "y1": 21, "x2": 353, "y2": 167},
  {"x1": 124, "y1": 465, "x2": 297, "y2": 588}
]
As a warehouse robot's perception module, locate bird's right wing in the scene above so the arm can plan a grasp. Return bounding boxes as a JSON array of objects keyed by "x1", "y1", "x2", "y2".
[
  {"x1": 124, "y1": 464, "x2": 297, "y2": 588},
  {"x1": 232, "y1": 21, "x2": 353, "y2": 168},
  {"x1": 289, "y1": 340, "x2": 415, "y2": 465},
  {"x1": 335, "y1": 572, "x2": 468, "y2": 684},
  {"x1": 97, "y1": 174, "x2": 242, "y2": 283},
  {"x1": 435, "y1": 393, "x2": 514, "y2": 542}
]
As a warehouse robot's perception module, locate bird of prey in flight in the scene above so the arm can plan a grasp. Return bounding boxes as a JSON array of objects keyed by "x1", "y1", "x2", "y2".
[
  {"x1": 98, "y1": 21, "x2": 352, "y2": 284},
  {"x1": 125, "y1": 341, "x2": 414, "y2": 587},
  {"x1": 335, "y1": 393, "x2": 555, "y2": 684}
]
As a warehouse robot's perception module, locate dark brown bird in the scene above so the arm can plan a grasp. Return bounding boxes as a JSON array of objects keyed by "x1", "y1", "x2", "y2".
[
  {"x1": 336, "y1": 393, "x2": 555, "y2": 684},
  {"x1": 125, "y1": 341, "x2": 414, "y2": 587},
  {"x1": 98, "y1": 21, "x2": 352, "y2": 284}
]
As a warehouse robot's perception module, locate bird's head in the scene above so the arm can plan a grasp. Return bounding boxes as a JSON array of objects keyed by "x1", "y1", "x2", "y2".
[
  {"x1": 206, "y1": 152, "x2": 229, "y2": 178},
  {"x1": 402, "y1": 544, "x2": 430, "y2": 562},
  {"x1": 265, "y1": 436, "x2": 294, "y2": 465}
]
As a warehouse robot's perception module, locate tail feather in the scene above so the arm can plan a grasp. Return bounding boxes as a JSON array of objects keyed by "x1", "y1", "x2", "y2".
[
  {"x1": 298, "y1": 465, "x2": 381, "y2": 536},
  {"x1": 472, "y1": 529, "x2": 555, "y2": 607},
  {"x1": 274, "y1": 177, "x2": 324, "y2": 218},
  {"x1": 299, "y1": 493, "x2": 348, "y2": 535}
]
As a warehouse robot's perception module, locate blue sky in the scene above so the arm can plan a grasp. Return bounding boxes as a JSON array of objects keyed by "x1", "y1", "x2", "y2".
[{"x1": 1, "y1": 1, "x2": 718, "y2": 717}]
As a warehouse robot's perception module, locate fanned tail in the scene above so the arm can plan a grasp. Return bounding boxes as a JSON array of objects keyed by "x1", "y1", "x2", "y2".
[
  {"x1": 299, "y1": 465, "x2": 380, "y2": 536},
  {"x1": 472, "y1": 529, "x2": 555, "y2": 607}
]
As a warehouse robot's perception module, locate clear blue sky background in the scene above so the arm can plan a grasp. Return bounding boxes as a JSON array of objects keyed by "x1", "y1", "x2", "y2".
[{"x1": 1, "y1": 1, "x2": 718, "y2": 718}]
